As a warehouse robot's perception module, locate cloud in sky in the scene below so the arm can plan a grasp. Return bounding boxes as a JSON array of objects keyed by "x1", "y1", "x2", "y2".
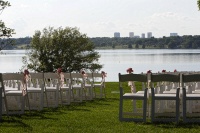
[{"x1": 1, "y1": 0, "x2": 200, "y2": 38}]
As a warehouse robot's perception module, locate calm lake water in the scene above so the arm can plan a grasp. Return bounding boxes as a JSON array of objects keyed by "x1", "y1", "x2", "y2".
[{"x1": 1, "y1": 49, "x2": 200, "y2": 81}]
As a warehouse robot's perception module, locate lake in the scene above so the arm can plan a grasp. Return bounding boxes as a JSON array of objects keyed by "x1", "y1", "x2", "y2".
[{"x1": 1, "y1": 49, "x2": 200, "y2": 81}]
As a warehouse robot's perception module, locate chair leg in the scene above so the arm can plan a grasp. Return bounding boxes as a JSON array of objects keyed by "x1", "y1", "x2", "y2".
[
  {"x1": 3, "y1": 97, "x2": 8, "y2": 116},
  {"x1": 0, "y1": 95, "x2": 2, "y2": 121},
  {"x1": 119, "y1": 86, "x2": 123, "y2": 121},
  {"x1": 21, "y1": 96, "x2": 25, "y2": 114},
  {"x1": 59, "y1": 91, "x2": 63, "y2": 106},
  {"x1": 104, "y1": 87, "x2": 106, "y2": 98},
  {"x1": 176, "y1": 97, "x2": 180, "y2": 123},
  {"x1": 119, "y1": 96, "x2": 123, "y2": 121},
  {"x1": 26, "y1": 94, "x2": 30, "y2": 112},
  {"x1": 40, "y1": 93, "x2": 44, "y2": 110},
  {"x1": 44, "y1": 92, "x2": 49, "y2": 107},
  {"x1": 55, "y1": 90, "x2": 59, "y2": 107},
  {"x1": 143, "y1": 98, "x2": 147, "y2": 122},
  {"x1": 182, "y1": 88, "x2": 187, "y2": 123},
  {"x1": 151, "y1": 96, "x2": 155, "y2": 122}
]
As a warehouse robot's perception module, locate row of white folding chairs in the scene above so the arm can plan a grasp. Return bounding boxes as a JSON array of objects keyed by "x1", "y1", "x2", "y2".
[
  {"x1": 1, "y1": 72, "x2": 106, "y2": 115},
  {"x1": 151, "y1": 72, "x2": 200, "y2": 123}
]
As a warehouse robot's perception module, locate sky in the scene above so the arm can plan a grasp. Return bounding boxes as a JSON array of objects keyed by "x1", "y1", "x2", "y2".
[{"x1": 1, "y1": 0, "x2": 200, "y2": 38}]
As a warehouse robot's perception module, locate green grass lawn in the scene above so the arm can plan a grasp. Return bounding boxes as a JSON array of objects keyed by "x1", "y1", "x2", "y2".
[{"x1": 1, "y1": 82, "x2": 200, "y2": 133}]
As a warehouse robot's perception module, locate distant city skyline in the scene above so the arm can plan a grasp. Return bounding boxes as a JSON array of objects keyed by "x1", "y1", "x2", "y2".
[
  {"x1": 2, "y1": 0, "x2": 200, "y2": 38},
  {"x1": 115, "y1": 32, "x2": 178, "y2": 38}
]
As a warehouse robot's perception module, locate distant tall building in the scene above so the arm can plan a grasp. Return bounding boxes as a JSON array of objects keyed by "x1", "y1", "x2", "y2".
[
  {"x1": 114, "y1": 32, "x2": 120, "y2": 37},
  {"x1": 129, "y1": 32, "x2": 134, "y2": 38},
  {"x1": 147, "y1": 32, "x2": 152, "y2": 38},
  {"x1": 170, "y1": 33, "x2": 178, "y2": 36},
  {"x1": 141, "y1": 33, "x2": 145, "y2": 38}
]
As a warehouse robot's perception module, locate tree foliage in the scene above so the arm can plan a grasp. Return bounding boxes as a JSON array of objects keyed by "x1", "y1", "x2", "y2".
[
  {"x1": 0, "y1": 0, "x2": 15, "y2": 51},
  {"x1": 26, "y1": 27, "x2": 102, "y2": 73},
  {"x1": 90, "y1": 35, "x2": 200, "y2": 49},
  {"x1": 198, "y1": 0, "x2": 200, "y2": 10}
]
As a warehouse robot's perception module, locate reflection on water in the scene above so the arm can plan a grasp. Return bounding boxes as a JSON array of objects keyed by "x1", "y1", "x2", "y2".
[{"x1": 1, "y1": 49, "x2": 200, "y2": 81}]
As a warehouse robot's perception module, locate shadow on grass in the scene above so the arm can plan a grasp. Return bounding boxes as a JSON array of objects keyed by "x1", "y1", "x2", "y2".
[
  {"x1": 0, "y1": 117, "x2": 33, "y2": 131},
  {"x1": 0, "y1": 97, "x2": 120, "y2": 127},
  {"x1": 148, "y1": 121, "x2": 200, "y2": 129}
]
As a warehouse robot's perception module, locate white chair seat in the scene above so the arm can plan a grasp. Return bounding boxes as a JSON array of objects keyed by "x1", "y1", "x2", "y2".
[
  {"x1": 72, "y1": 85, "x2": 82, "y2": 89},
  {"x1": 192, "y1": 90, "x2": 200, "y2": 93},
  {"x1": 85, "y1": 84, "x2": 92, "y2": 87},
  {"x1": 5, "y1": 90, "x2": 24, "y2": 96},
  {"x1": 123, "y1": 93, "x2": 145, "y2": 97},
  {"x1": 186, "y1": 93, "x2": 200, "y2": 98},
  {"x1": 27, "y1": 87, "x2": 43, "y2": 92},
  {"x1": 60, "y1": 86, "x2": 70, "y2": 90},
  {"x1": 94, "y1": 83, "x2": 102, "y2": 87},
  {"x1": 5, "y1": 87, "x2": 19, "y2": 91},
  {"x1": 45, "y1": 87, "x2": 57, "y2": 91},
  {"x1": 155, "y1": 94, "x2": 177, "y2": 98}
]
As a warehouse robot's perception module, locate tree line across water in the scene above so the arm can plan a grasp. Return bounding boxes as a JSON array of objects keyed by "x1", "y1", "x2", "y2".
[{"x1": 1, "y1": 35, "x2": 200, "y2": 50}]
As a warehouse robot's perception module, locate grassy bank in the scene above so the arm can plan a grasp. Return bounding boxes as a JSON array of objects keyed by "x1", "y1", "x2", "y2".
[{"x1": 0, "y1": 82, "x2": 200, "y2": 133}]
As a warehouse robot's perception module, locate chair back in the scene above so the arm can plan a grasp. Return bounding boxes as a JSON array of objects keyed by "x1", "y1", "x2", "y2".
[
  {"x1": 182, "y1": 73, "x2": 200, "y2": 93},
  {"x1": 2, "y1": 73, "x2": 25, "y2": 91},
  {"x1": 182, "y1": 73, "x2": 200, "y2": 83},
  {"x1": 84, "y1": 73, "x2": 93, "y2": 85},
  {"x1": 62, "y1": 73, "x2": 71, "y2": 87},
  {"x1": 119, "y1": 73, "x2": 147, "y2": 83},
  {"x1": 28, "y1": 73, "x2": 44, "y2": 88},
  {"x1": 44, "y1": 73, "x2": 59, "y2": 87},
  {"x1": 93, "y1": 73, "x2": 105, "y2": 86},
  {"x1": 118, "y1": 73, "x2": 147, "y2": 92},
  {"x1": 70, "y1": 73, "x2": 84, "y2": 85},
  {"x1": 151, "y1": 73, "x2": 180, "y2": 83},
  {"x1": 150, "y1": 73, "x2": 180, "y2": 94}
]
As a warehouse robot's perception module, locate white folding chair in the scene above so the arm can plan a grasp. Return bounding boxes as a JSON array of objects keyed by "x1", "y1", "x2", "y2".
[
  {"x1": 0, "y1": 73, "x2": 5, "y2": 119},
  {"x1": 59, "y1": 73, "x2": 71, "y2": 105},
  {"x1": 92, "y1": 73, "x2": 106, "y2": 98},
  {"x1": 44, "y1": 73, "x2": 59, "y2": 108},
  {"x1": 182, "y1": 73, "x2": 200, "y2": 123},
  {"x1": 70, "y1": 73, "x2": 85, "y2": 102},
  {"x1": 2, "y1": 73, "x2": 30, "y2": 115},
  {"x1": 150, "y1": 73, "x2": 180, "y2": 123},
  {"x1": 26, "y1": 73, "x2": 44, "y2": 111},
  {"x1": 119, "y1": 73, "x2": 148, "y2": 122},
  {"x1": 83, "y1": 73, "x2": 94, "y2": 100}
]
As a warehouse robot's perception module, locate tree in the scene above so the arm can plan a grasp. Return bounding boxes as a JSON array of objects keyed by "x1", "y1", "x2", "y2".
[
  {"x1": 0, "y1": 0, "x2": 15, "y2": 51},
  {"x1": 198, "y1": 0, "x2": 200, "y2": 10},
  {"x1": 135, "y1": 44, "x2": 139, "y2": 49},
  {"x1": 25, "y1": 26, "x2": 102, "y2": 73},
  {"x1": 128, "y1": 43, "x2": 133, "y2": 49}
]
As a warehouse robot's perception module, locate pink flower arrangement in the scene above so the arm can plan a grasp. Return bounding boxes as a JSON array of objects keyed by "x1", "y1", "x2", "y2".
[
  {"x1": 81, "y1": 70, "x2": 86, "y2": 75},
  {"x1": 24, "y1": 69, "x2": 30, "y2": 83},
  {"x1": 126, "y1": 68, "x2": 133, "y2": 73},
  {"x1": 80, "y1": 69, "x2": 87, "y2": 77},
  {"x1": 24, "y1": 69, "x2": 29, "y2": 76},
  {"x1": 57, "y1": 68, "x2": 62, "y2": 74},
  {"x1": 147, "y1": 70, "x2": 152, "y2": 73},
  {"x1": 101, "y1": 71, "x2": 107, "y2": 77}
]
